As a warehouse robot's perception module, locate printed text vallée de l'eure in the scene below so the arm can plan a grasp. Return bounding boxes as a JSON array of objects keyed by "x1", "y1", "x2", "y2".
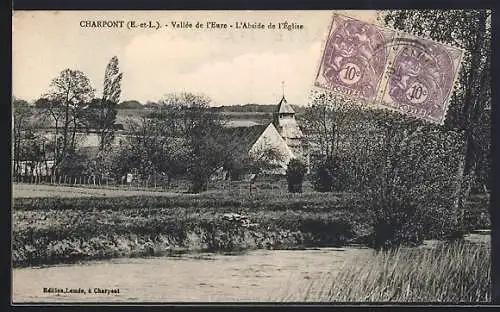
[{"x1": 79, "y1": 20, "x2": 304, "y2": 31}]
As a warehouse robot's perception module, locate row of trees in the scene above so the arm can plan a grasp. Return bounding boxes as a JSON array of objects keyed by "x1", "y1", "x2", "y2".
[
  {"x1": 15, "y1": 81, "x2": 292, "y2": 195},
  {"x1": 107, "y1": 92, "x2": 298, "y2": 193},
  {"x1": 13, "y1": 56, "x2": 123, "y2": 178}
]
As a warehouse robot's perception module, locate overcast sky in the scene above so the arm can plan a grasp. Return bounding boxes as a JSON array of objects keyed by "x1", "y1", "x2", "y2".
[{"x1": 13, "y1": 10, "x2": 378, "y2": 106}]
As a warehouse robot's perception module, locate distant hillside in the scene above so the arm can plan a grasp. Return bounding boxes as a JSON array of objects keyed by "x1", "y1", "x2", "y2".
[
  {"x1": 213, "y1": 103, "x2": 305, "y2": 114},
  {"x1": 117, "y1": 100, "x2": 144, "y2": 109},
  {"x1": 212, "y1": 104, "x2": 276, "y2": 113},
  {"x1": 115, "y1": 101, "x2": 306, "y2": 113}
]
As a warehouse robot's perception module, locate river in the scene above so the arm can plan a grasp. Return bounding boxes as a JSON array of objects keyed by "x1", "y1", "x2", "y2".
[
  {"x1": 13, "y1": 247, "x2": 373, "y2": 303},
  {"x1": 12, "y1": 233, "x2": 490, "y2": 303}
]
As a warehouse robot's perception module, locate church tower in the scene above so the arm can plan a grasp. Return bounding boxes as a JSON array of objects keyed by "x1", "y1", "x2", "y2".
[{"x1": 272, "y1": 94, "x2": 305, "y2": 159}]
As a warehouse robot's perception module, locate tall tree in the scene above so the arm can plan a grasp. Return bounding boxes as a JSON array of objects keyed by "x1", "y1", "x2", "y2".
[
  {"x1": 98, "y1": 56, "x2": 123, "y2": 152},
  {"x1": 302, "y1": 90, "x2": 369, "y2": 191},
  {"x1": 379, "y1": 10, "x2": 491, "y2": 244},
  {"x1": 43, "y1": 69, "x2": 95, "y2": 173},
  {"x1": 36, "y1": 97, "x2": 65, "y2": 169}
]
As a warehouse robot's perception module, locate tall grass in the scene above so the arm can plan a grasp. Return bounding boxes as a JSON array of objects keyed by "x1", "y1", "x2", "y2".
[{"x1": 280, "y1": 241, "x2": 490, "y2": 302}]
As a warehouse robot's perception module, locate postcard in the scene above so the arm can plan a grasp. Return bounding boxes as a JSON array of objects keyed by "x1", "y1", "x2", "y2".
[{"x1": 12, "y1": 9, "x2": 491, "y2": 303}]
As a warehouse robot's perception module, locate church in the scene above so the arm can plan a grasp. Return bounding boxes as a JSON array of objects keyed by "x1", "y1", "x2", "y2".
[{"x1": 223, "y1": 94, "x2": 308, "y2": 177}]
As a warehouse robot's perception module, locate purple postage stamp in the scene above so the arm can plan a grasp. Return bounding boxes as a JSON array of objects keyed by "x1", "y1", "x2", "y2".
[
  {"x1": 315, "y1": 13, "x2": 464, "y2": 124},
  {"x1": 379, "y1": 36, "x2": 464, "y2": 124},
  {"x1": 314, "y1": 14, "x2": 395, "y2": 101}
]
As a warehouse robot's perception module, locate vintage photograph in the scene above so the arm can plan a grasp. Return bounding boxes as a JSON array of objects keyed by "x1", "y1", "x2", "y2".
[{"x1": 11, "y1": 10, "x2": 491, "y2": 303}]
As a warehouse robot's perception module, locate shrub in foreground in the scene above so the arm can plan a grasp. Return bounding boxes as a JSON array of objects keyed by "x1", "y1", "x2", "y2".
[
  {"x1": 362, "y1": 125, "x2": 466, "y2": 249},
  {"x1": 311, "y1": 160, "x2": 334, "y2": 193}
]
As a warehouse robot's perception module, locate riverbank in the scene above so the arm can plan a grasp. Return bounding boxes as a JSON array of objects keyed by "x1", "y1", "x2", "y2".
[
  {"x1": 12, "y1": 192, "x2": 371, "y2": 267},
  {"x1": 12, "y1": 186, "x2": 490, "y2": 268}
]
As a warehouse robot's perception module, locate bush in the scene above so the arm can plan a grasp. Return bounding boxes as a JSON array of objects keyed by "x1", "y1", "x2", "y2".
[
  {"x1": 58, "y1": 149, "x2": 90, "y2": 176},
  {"x1": 311, "y1": 160, "x2": 335, "y2": 192},
  {"x1": 286, "y1": 159, "x2": 307, "y2": 193},
  {"x1": 363, "y1": 123, "x2": 466, "y2": 249},
  {"x1": 311, "y1": 154, "x2": 361, "y2": 192}
]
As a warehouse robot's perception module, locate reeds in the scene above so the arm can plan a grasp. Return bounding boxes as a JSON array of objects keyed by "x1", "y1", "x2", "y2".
[{"x1": 280, "y1": 241, "x2": 490, "y2": 302}]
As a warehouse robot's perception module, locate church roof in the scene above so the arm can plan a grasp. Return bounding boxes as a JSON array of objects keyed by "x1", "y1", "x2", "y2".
[
  {"x1": 275, "y1": 96, "x2": 295, "y2": 114},
  {"x1": 248, "y1": 123, "x2": 295, "y2": 167},
  {"x1": 277, "y1": 118, "x2": 304, "y2": 139},
  {"x1": 223, "y1": 124, "x2": 268, "y2": 158}
]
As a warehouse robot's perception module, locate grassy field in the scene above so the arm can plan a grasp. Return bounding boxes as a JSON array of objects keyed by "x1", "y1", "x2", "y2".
[
  {"x1": 12, "y1": 183, "x2": 181, "y2": 198},
  {"x1": 279, "y1": 240, "x2": 491, "y2": 302}
]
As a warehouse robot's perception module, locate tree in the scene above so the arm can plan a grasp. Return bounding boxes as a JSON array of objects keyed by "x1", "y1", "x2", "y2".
[
  {"x1": 302, "y1": 90, "x2": 365, "y2": 191},
  {"x1": 381, "y1": 10, "x2": 491, "y2": 220},
  {"x1": 13, "y1": 97, "x2": 29, "y2": 107},
  {"x1": 363, "y1": 115, "x2": 466, "y2": 249},
  {"x1": 34, "y1": 98, "x2": 52, "y2": 109},
  {"x1": 13, "y1": 99, "x2": 33, "y2": 175},
  {"x1": 108, "y1": 93, "x2": 230, "y2": 192},
  {"x1": 98, "y1": 56, "x2": 123, "y2": 152},
  {"x1": 108, "y1": 116, "x2": 189, "y2": 185},
  {"x1": 42, "y1": 69, "x2": 95, "y2": 174},
  {"x1": 12, "y1": 98, "x2": 52, "y2": 177},
  {"x1": 36, "y1": 97, "x2": 64, "y2": 135},
  {"x1": 158, "y1": 92, "x2": 229, "y2": 193},
  {"x1": 303, "y1": 91, "x2": 350, "y2": 160}
]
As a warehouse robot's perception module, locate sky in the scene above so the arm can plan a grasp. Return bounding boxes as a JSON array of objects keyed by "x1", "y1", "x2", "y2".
[{"x1": 12, "y1": 10, "x2": 378, "y2": 106}]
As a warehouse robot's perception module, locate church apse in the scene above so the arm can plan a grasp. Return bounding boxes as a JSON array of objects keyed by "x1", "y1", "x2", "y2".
[{"x1": 272, "y1": 95, "x2": 306, "y2": 159}]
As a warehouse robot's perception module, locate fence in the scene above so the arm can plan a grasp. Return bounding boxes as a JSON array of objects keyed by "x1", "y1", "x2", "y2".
[
  {"x1": 11, "y1": 174, "x2": 304, "y2": 193},
  {"x1": 12, "y1": 174, "x2": 176, "y2": 190}
]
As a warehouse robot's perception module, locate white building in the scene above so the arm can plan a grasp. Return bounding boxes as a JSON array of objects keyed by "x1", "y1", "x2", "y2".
[{"x1": 225, "y1": 95, "x2": 308, "y2": 177}]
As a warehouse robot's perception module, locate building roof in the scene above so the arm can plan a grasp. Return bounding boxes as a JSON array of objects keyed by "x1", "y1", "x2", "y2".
[
  {"x1": 223, "y1": 124, "x2": 268, "y2": 159},
  {"x1": 277, "y1": 118, "x2": 304, "y2": 139},
  {"x1": 248, "y1": 123, "x2": 295, "y2": 166},
  {"x1": 275, "y1": 96, "x2": 295, "y2": 114}
]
